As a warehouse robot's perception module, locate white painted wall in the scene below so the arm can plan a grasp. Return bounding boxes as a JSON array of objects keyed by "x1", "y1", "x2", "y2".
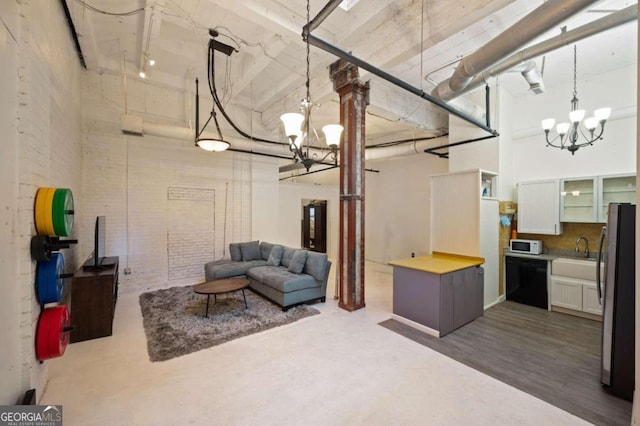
[
  {"x1": 0, "y1": 1, "x2": 83, "y2": 403},
  {"x1": 365, "y1": 154, "x2": 449, "y2": 264},
  {"x1": 509, "y1": 64, "x2": 636, "y2": 183},
  {"x1": 0, "y1": 0, "x2": 21, "y2": 405},
  {"x1": 278, "y1": 182, "x2": 339, "y2": 260}
]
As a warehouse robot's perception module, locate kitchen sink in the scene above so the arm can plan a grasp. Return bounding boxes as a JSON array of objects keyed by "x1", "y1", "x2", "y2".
[{"x1": 551, "y1": 257, "x2": 604, "y2": 281}]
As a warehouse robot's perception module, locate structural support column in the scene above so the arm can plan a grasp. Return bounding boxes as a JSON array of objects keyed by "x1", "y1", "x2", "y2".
[{"x1": 329, "y1": 59, "x2": 369, "y2": 312}]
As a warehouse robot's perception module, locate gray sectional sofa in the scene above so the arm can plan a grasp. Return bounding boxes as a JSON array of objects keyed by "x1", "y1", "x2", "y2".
[{"x1": 204, "y1": 241, "x2": 331, "y2": 311}]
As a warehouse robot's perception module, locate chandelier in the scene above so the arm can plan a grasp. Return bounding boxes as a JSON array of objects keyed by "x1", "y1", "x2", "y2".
[
  {"x1": 541, "y1": 45, "x2": 611, "y2": 155},
  {"x1": 280, "y1": 0, "x2": 343, "y2": 172}
]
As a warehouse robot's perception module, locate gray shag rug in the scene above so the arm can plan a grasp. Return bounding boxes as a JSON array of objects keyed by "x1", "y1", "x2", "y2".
[{"x1": 139, "y1": 285, "x2": 320, "y2": 362}]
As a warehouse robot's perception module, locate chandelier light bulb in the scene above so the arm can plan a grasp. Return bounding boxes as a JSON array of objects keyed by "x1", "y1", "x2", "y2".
[
  {"x1": 280, "y1": 113, "x2": 305, "y2": 140},
  {"x1": 541, "y1": 118, "x2": 555, "y2": 131},
  {"x1": 569, "y1": 109, "x2": 585, "y2": 123},
  {"x1": 584, "y1": 117, "x2": 598, "y2": 130},
  {"x1": 594, "y1": 107, "x2": 611, "y2": 121},
  {"x1": 197, "y1": 138, "x2": 230, "y2": 152},
  {"x1": 556, "y1": 122, "x2": 570, "y2": 136},
  {"x1": 322, "y1": 124, "x2": 344, "y2": 147}
]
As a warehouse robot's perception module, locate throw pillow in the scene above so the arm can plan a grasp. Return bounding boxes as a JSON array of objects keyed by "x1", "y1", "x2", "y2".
[
  {"x1": 288, "y1": 250, "x2": 308, "y2": 274},
  {"x1": 267, "y1": 245, "x2": 284, "y2": 267},
  {"x1": 240, "y1": 240, "x2": 261, "y2": 261},
  {"x1": 229, "y1": 243, "x2": 242, "y2": 261}
]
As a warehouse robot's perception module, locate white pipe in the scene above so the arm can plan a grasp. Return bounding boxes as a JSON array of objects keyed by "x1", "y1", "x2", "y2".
[
  {"x1": 435, "y1": 0, "x2": 600, "y2": 99},
  {"x1": 123, "y1": 115, "x2": 449, "y2": 162}
]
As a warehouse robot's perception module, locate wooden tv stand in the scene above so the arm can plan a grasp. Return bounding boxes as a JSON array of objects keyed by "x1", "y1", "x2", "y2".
[{"x1": 69, "y1": 256, "x2": 119, "y2": 343}]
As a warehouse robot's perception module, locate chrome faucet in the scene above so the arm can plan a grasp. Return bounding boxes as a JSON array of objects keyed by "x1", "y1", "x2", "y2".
[{"x1": 576, "y1": 236, "x2": 590, "y2": 258}]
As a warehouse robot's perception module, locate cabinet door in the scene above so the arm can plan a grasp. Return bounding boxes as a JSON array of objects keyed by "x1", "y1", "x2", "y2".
[
  {"x1": 560, "y1": 177, "x2": 597, "y2": 223},
  {"x1": 582, "y1": 283, "x2": 603, "y2": 315},
  {"x1": 517, "y1": 180, "x2": 562, "y2": 235},
  {"x1": 550, "y1": 276, "x2": 582, "y2": 311},
  {"x1": 598, "y1": 174, "x2": 636, "y2": 223}
]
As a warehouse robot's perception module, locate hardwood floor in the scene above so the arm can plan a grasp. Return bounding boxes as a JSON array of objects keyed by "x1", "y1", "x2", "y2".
[{"x1": 380, "y1": 301, "x2": 632, "y2": 426}]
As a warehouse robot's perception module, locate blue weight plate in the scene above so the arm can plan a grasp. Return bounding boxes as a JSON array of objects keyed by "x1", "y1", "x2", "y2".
[{"x1": 36, "y1": 253, "x2": 64, "y2": 304}]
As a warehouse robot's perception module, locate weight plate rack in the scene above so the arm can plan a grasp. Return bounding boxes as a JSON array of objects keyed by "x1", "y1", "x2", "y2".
[{"x1": 32, "y1": 187, "x2": 77, "y2": 362}]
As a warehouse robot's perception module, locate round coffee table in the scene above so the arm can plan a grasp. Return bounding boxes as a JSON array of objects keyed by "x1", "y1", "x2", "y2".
[{"x1": 194, "y1": 278, "x2": 250, "y2": 318}]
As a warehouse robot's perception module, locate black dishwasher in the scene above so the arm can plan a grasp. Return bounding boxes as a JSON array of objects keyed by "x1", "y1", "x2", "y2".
[{"x1": 505, "y1": 256, "x2": 548, "y2": 309}]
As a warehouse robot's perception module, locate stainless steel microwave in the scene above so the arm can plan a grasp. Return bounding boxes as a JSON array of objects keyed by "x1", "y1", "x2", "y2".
[{"x1": 509, "y1": 239, "x2": 543, "y2": 255}]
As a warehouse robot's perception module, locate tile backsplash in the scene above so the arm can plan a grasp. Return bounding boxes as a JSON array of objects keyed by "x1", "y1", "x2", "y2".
[{"x1": 516, "y1": 222, "x2": 604, "y2": 253}]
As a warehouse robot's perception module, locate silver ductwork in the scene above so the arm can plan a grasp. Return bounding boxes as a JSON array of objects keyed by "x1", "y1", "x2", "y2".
[
  {"x1": 433, "y1": 0, "x2": 601, "y2": 101},
  {"x1": 434, "y1": 3, "x2": 637, "y2": 102},
  {"x1": 513, "y1": 61, "x2": 545, "y2": 95}
]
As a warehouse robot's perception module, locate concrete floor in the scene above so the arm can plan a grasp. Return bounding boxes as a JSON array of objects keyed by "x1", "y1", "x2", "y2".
[{"x1": 42, "y1": 262, "x2": 589, "y2": 425}]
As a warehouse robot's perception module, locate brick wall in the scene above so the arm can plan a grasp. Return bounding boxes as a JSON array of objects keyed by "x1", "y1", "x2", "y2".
[
  {"x1": 0, "y1": 0, "x2": 83, "y2": 404},
  {"x1": 81, "y1": 72, "x2": 260, "y2": 292}
]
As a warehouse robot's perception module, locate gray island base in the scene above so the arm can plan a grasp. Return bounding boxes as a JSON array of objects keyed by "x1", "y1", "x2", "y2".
[{"x1": 389, "y1": 253, "x2": 485, "y2": 338}]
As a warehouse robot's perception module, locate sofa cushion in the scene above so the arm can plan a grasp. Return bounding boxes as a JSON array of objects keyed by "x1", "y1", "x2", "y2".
[
  {"x1": 260, "y1": 241, "x2": 276, "y2": 261},
  {"x1": 240, "y1": 240, "x2": 261, "y2": 261},
  {"x1": 204, "y1": 259, "x2": 267, "y2": 280},
  {"x1": 288, "y1": 250, "x2": 308, "y2": 274},
  {"x1": 267, "y1": 245, "x2": 284, "y2": 266},
  {"x1": 248, "y1": 266, "x2": 317, "y2": 292},
  {"x1": 281, "y1": 247, "x2": 297, "y2": 268},
  {"x1": 303, "y1": 251, "x2": 329, "y2": 282},
  {"x1": 229, "y1": 243, "x2": 242, "y2": 261}
]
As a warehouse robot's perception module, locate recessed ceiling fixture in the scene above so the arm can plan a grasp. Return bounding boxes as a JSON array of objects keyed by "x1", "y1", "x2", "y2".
[
  {"x1": 279, "y1": 0, "x2": 343, "y2": 172},
  {"x1": 338, "y1": 0, "x2": 361, "y2": 12},
  {"x1": 138, "y1": 70, "x2": 146, "y2": 79},
  {"x1": 541, "y1": 45, "x2": 611, "y2": 155}
]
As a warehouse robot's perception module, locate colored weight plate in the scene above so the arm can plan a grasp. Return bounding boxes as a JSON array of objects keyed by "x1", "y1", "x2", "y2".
[
  {"x1": 34, "y1": 188, "x2": 49, "y2": 235},
  {"x1": 43, "y1": 187, "x2": 56, "y2": 236},
  {"x1": 52, "y1": 189, "x2": 64, "y2": 237},
  {"x1": 36, "y1": 253, "x2": 65, "y2": 304},
  {"x1": 61, "y1": 189, "x2": 74, "y2": 237},
  {"x1": 36, "y1": 305, "x2": 70, "y2": 361}
]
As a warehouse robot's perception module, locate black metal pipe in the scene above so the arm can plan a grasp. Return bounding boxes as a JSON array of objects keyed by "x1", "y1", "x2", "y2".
[
  {"x1": 485, "y1": 84, "x2": 491, "y2": 128},
  {"x1": 424, "y1": 134, "x2": 498, "y2": 158},
  {"x1": 60, "y1": 0, "x2": 87, "y2": 69},
  {"x1": 304, "y1": 0, "x2": 343, "y2": 36},
  {"x1": 195, "y1": 78, "x2": 199, "y2": 145},
  {"x1": 307, "y1": 34, "x2": 498, "y2": 136}
]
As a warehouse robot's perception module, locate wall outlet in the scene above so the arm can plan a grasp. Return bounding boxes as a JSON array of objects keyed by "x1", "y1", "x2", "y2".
[
  {"x1": 124, "y1": 267, "x2": 132, "y2": 275},
  {"x1": 411, "y1": 252, "x2": 415, "y2": 258}
]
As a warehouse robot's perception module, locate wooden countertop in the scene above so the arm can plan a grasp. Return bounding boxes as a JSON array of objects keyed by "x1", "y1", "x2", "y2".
[{"x1": 388, "y1": 252, "x2": 484, "y2": 274}]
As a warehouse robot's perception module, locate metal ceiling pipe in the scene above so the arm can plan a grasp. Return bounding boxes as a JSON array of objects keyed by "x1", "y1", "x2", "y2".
[
  {"x1": 434, "y1": 0, "x2": 600, "y2": 99},
  {"x1": 435, "y1": 3, "x2": 637, "y2": 101},
  {"x1": 304, "y1": 0, "x2": 343, "y2": 35},
  {"x1": 123, "y1": 116, "x2": 451, "y2": 162}
]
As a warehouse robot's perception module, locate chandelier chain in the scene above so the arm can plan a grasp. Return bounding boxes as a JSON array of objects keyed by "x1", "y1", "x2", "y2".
[
  {"x1": 572, "y1": 44, "x2": 577, "y2": 98},
  {"x1": 305, "y1": 0, "x2": 311, "y2": 102}
]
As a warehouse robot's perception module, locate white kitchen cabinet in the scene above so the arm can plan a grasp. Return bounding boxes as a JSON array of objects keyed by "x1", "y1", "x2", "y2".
[
  {"x1": 517, "y1": 179, "x2": 562, "y2": 235},
  {"x1": 550, "y1": 276, "x2": 583, "y2": 311},
  {"x1": 598, "y1": 174, "x2": 636, "y2": 223},
  {"x1": 582, "y1": 284, "x2": 603, "y2": 315},
  {"x1": 550, "y1": 275, "x2": 602, "y2": 316},
  {"x1": 560, "y1": 177, "x2": 597, "y2": 223},
  {"x1": 430, "y1": 169, "x2": 499, "y2": 308}
]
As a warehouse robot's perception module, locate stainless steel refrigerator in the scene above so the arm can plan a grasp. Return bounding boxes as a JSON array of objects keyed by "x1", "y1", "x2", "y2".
[{"x1": 597, "y1": 202, "x2": 635, "y2": 401}]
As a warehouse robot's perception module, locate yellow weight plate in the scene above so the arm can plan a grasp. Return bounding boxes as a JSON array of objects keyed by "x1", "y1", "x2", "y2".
[
  {"x1": 34, "y1": 188, "x2": 51, "y2": 235},
  {"x1": 43, "y1": 187, "x2": 56, "y2": 236}
]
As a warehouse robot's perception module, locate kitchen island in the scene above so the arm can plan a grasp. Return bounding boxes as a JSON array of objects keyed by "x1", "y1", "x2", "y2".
[{"x1": 389, "y1": 252, "x2": 485, "y2": 337}]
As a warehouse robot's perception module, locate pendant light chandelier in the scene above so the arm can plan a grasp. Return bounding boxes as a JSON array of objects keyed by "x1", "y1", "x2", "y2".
[
  {"x1": 280, "y1": 0, "x2": 343, "y2": 171},
  {"x1": 194, "y1": 77, "x2": 230, "y2": 152},
  {"x1": 541, "y1": 45, "x2": 611, "y2": 155}
]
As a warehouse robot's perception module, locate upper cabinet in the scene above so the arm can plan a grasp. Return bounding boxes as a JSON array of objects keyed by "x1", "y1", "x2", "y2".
[
  {"x1": 517, "y1": 179, "x2": 562, "y2": 235},
  {"x1": 560, "y1": 177, "x2": 597, "y2": 223},
  {"x1": 599, "y1": 174, "x2": 636, "y2": 223}
]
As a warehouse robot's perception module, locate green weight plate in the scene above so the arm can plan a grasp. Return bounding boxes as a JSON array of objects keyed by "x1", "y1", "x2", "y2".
[
  {"x1": 52, "y1": 189, "x2": 65, "y2": 236},
  {"x1": 62, "y1": 189, "x2": 74, "y2": 237}
]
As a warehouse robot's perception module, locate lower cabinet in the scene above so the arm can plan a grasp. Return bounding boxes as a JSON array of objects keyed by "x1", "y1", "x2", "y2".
[
  {"x1": 392, "y1": 265, "x2": 484, "y2": 337},
  {"x1": 550, "y1": 275, "x2": 602, "y2": 316}
]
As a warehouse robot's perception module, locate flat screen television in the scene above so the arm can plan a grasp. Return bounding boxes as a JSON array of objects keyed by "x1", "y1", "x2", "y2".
[{"x1": 83, "y1": 216, "x2": 114, "y2": 270}]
